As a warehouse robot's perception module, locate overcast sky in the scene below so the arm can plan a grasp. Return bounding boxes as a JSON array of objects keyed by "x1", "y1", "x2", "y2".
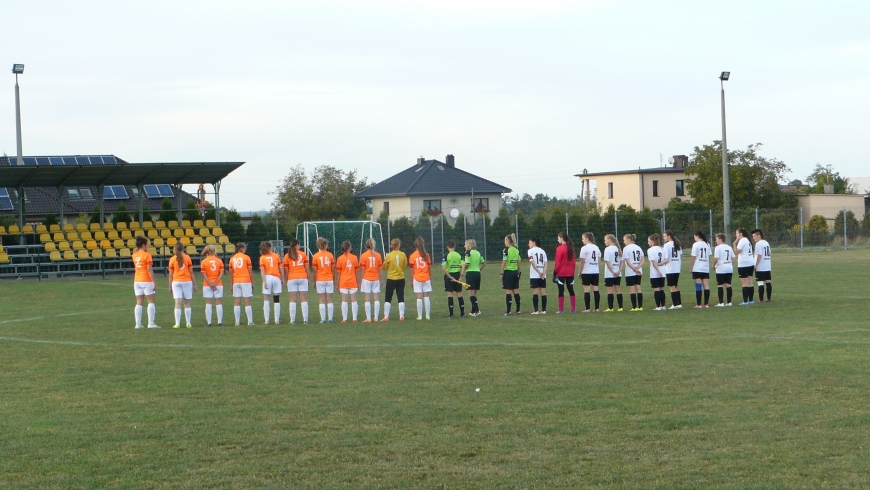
[{"x1": 3, "y1": 0, "x2": 869, "y2": 209}]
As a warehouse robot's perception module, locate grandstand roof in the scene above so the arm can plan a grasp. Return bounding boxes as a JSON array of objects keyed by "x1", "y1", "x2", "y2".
[{"x1": 355, "y1": 158, "x2": 511, "y2": 198}]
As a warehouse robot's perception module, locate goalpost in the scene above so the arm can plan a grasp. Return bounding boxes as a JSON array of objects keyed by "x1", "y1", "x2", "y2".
[{"x1": 296, "y1": 221, "x2": 386, "y2": 258}]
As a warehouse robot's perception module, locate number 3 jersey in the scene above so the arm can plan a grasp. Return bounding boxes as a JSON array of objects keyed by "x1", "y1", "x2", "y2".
[{"x1": 201, "y1": 255, "x2": 224, "y2": 287}]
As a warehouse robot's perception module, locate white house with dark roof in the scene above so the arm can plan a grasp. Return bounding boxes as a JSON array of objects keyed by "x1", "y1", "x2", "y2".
[{"x1": 355, "y1": 155, "x2": 512, "y2": 225}]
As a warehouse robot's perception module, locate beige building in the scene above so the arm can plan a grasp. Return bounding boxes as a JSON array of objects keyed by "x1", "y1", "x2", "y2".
[
  {"x1": 575, "y1": 156, "x2": 690, "y2": 210},
  {"x1": 796, "y1": 193, "x2": 867, "y2": 226}
]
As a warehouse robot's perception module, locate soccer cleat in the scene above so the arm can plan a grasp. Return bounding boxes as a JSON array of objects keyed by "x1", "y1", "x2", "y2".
[
  {"x1": 417, "y1": 317, "x2": 423, "y2": 321},
  {"x1": 135, "y1": 325, "x2": 145, "y2": 329},
  {"x1": 504, "y1": 312, "x2": 512, "y2": 316},
  {"x1": 363, "y1": 319, "x2": 373, "y2": 323},
  {"x1": 515, "y1": 311, "x2": 521, "y2": 315},
  {"x1": 303, "y1": 321, "x2": 308, "y2": 325},
  {"x1": 425, "y1": 316, "x2": 431, "y2": 320},
  {"x1": 570, "y1": 310, "x2": 576, "y2": 314},
  {"x1": 353, "y1": 320, "x2": 358, "y2": 323},
  {"x1": 674, "y1": 305, "x2": 682, "y2": 309},
  {"x1": 186, "y1": 324, "x2": 192, "y2": 329},
  {"x1": 555, "y1": 310, "x2": 564, "y2": 314},
  {"x1": 715, "y1": 303, "x2": 725, "y2": 307},
  {"x1": 739, "y1": 302, "x2": 748, "y2": 306},
  {"x1": 147, "y1": 324, "x2": 161, "y2": 329},
  {"x1": 328, "y1": 319, "x2": 334, "y2": 323},
  {"x1": 695, "y1": 305, "x2": 703, "y2": 309},
  {"x1": 581, "y1": 309, "x2": 591, "y2": 313},
  {"x1": 341, "y1": 320, "x2": 348, "y2": 324},
  {"x1": 531, "y1": 311, "x2": 539, "y2": 315},
  {"x1": 218, "y1": 323, "x2": 223, "y2": 326},
  {"x1": 604, "y1": 309, "x2": 614, "y2": 313},
  {"x1": 726, "y1": 303, "x2": 733, "y2": 307},
  {"x1": 275, "y1": 321, "x2": 280, "y2": 325},
  {"x1": 206, "y1": 323, "x2": 212, "y2": 327},
  {"x1": 748, "y1": 301, "x2": 755, "y2": 305},
  {"x1": 248, "y1": 322, "x2": 255, "y2": 326},
  {"x1": 172, "y1": 324, "x2": 180, "y2": 329},
  {"x1": 617, "y1": 308, "x2": 623, "y2": 312},
  {"x1": 704, "y1": 305, "x2": 710, "y2": 308},
  {"x1": 399, "y1": 316, "x2": 405, "y2": 321},
  {"x1": 540, "y1": 311, "x2": 547, "y2": 315},
  {"x1": 381, "y1": 317, "x2": 389, "y2": 322},
  {"x1": 235, "y1": 322, "x2": 241, "y2": 326}
]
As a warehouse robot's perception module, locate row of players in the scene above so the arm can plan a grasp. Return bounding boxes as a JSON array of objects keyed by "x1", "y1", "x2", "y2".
[{"x1": 127, "y1": 226, "x2": 772, "y2": 328}]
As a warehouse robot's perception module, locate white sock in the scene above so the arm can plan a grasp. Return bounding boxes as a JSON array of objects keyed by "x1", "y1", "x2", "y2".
[
  {"x1": 341, "y1": 301, "x2": 348, "y2": 321},
  {"x1": 289, "y1": 302, "x2": 297, "y2": 323},
  {"x1": 205, "y1": 304, "x2": 213, "y2": 324},
  {"x1": 174, "y1": 308, "x2": 182, "y2": 326},
  {"x1": 351, "y1": 302, "x2": 358, "y2": 321},
  {"x1": 424, "y1": 297, "x2": 431, "y2": 317},
  {"x1": 365, "y1": 302, "x2": 372, "y2": 321},
  {"x1": 234, "y1": 306, "x2": 241, "y2": 324},
  {"x1": 147, "y1": 304, "x2": 156, "y2": 325},
  {"x1": 319, "y1": 304, "x2": 326, "y2": 321},
  {"x1": 374, "y1": 301, "x2": 380, "y2": 320},
  {"x1": 184, "y1": 307, "x2": 191, "y2": 325},
  {"x1": 417, "y1": 299, "x2": 423, "y2": 318},
  {"x1": 216, "y1": 305, "x2": 223, "y2": 324},
  {"x1": 245, "y1": 306, "x2": 253, "y2": 323},
  {"x1": 263, "y1": 302, "x2": 270, "y2": 323},
  {"x1": 301, "y1": 302, "x2": 309, "y2": 322},
  {"x1": 134, "y1": 305, "x2": 143, "y2": 326},
  {"x1": 274, "y1": 303, "x2": 280, "y2": 323},
  {"x1": 399, "y1": 302, "x2": 405, "y2": 318},
  {"x1": 384, "y1": 302, "x2": 391, "y2": 319},
  {"x1": 327, "y1": 303, "x2": 334, "y2": 321}
]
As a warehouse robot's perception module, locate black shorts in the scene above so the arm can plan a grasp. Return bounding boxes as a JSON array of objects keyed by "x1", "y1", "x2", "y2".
[
  {"x1": 650, "y1": 277, "x2": 665, "y2": 289},
  {"x1": 738, "y1": 266, "x2": 755, "y2": 278},
  {"x1": 604, "y1": 277, "x2": 621, "y2": 287},
  {"x1": 529, "y1": 278, "x2": 547, "y2": 289},
  {"x1": 716, "y1": 273, "x2": 732, "y2": 285},
  {"x1": 692, "y1": 272, "x2": 710, "y2": 280},
  {"x1": 581, "y1": 273, "x2": 599, "y2": 286},
  {"x1": 625, "y1": 275, "x2": 641, "y2": 287},
  {"x1": 755, "y1": 270, "x2": 771, "y2": 281},
  {"x1": 385, "y1": 278, "x2": 405, "y2": 303},
  {"x1": 502, "y1": 270, "x2": 520, "y2": 290},
  {"x1": 465, "y1": 271, "x2": 481, "y2": 290},
  {"x1": 444, "y1": 272, "x2": 463, "y2": 292},
  {"x1": 666, "y1": 273, "x2": 680, "y2": 287}
]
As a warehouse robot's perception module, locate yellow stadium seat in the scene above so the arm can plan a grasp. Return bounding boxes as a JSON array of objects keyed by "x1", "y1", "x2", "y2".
[
  {"x1": 115, "y1": 222, "x2": 128, "y2": 231},
  {"x1": 126, "y1": 238, "x2": 137, "y2": 249},
  {"x1": 148, "y1": 246, "x2": 157, "y2": 256},
  {"x1": 185, "y1": 245, "x2": 197, "y2": 255},
  {"x1": 49, "y1": 224, "x2": 61, "y2": 233},
  {"x1": 22, "y1": 225, "x2": 34, "y2": 234},
  {"x1": 212, "y1": 227, "x2": 223, "y2": 236},
  {"x1": 72, "y1": 240, "x2": 84, "y2": 251},
  {"x1": 100, "y1": 240, "x2": 112, "y2": 250},
  {"x1": 36, "y1": 224, "x2": 48, "y2": 233},
  {"x1": 199, "y1": 227, "x2": 211, "y2": 237},
  {"x1": 224, "y1": 244, "x2": 235, "y2": 254},
  {"x1": 94, "y1": 231, "x2": 106, "y2": 240},
  {"x1": 205, "y1": 236, "x2": 217, "y2": 245},
  {"x1": 153, "y1": 238, "x2": 165, "y2": 248},
  {"x1": 81, "y1": 231, "x2": 93, "y2": 241},
  {"x1": 39, "y1": 233, "x2": 52, "y2": 243},
  {"x1": 133, "y1": 230, "x2": 144, "y2": 238},
  {"x1": 63, "y1": 224, "x2": 74, "y2": 232},
  {"x1": 214, "y1": 244, "x2": 223, "y2": 254},
  {"x1": 103, "y1": 222, "x2": 114, "y2": 231},
  {"x1": 66, "y1": 232, "x2": 80, "y2": 241},
  {"x1": 193, "y1": 219, "x2": 204, "y2": 228},
  {"x1": 143, "y1": 221, "x2": 154, "y2": 230},
  {"x1": 63, "y1": 251, "x2": 76, "y2": 261},
  {"x1": 104, "y1": 249, "x2": 117, "y2": 259},
  {"x1": 180, "y1": 237, "x2": 191, "y2": 246},
  {"x1": 173, "y1": 228, "x2": 184, "y2": 238},
  {"x1": 181, "y1": 220, "x2": 192, "y2": 229},
  {"x1": 157, "y1": 229, "x2": 168, "y2": 239},
  {"x1": 218, "y1": 235, "x2": 230, "y2": 245},
  {"x1": 0, "y1": 244, "x2": 3, "y2": 253},
  {"x1": 8, "y1": 225, "x2": 20, "y2": 234},
  {"x1": 155, "y1": 220, "x2": 167, "y2": 229},
  {"x1": 44, "y1": 242, "x2": 58, "y2": 253},
  {"x1": 119, "y1": 248, "x2": 131, "y2": 258},
  {"x1": 58, "y1": 241, "x2": 71, "y2": 252},
  {"x1": 185, "y1": 228, "x2": 195, "y2": 238},
  {"x1": 86, "y1": 240, "x2": 98, "y2": 250},
  {"x1": 167, "y1": 237, "x2": 177, "y2": 247},
  {"x1": 121, "y1": 231, "x2": 133, "y2": 240},
  {"x1": 0, "y1": 226, "x2": 5, "y2": 235},
  {"x1": 107, "y1": 231, "x2": 119, "y2": 240},
  {"x1": 147, "y1": 229, "x2": 159, "y2": 239},
  {"x1": 113, "y1": 239, "x2": 125, "y2": 249},
  {"x1": 206, "y1": 219, "x2": 217, "y2": 228},
  {"x1": 129, "y1": 221, "x2": 142, "y2": 231},
  {"x1": 168, "y1": 220, "x2": 179, "y2": 229},
  {"x1": 76, "y1": 223, "x2": 87, "y2": 232},
  {"x1": 192, "y1": 236, "x2": 204, "y2": 246},
  {"x1": 50, "y1": 251, "x2": 62, "y2": 262},
  {"x1": 0, "y1": 252, "x2": 9, "y2": 263},
  {"x1": 91, "y1": 249, "x2": 103, "y2": 259},
  {"x1": 89, "y1": 223, "x2": 101, "y2": 232},
  {"x1": 77, "y1": 249, "x2": 90, "y2": 260}
]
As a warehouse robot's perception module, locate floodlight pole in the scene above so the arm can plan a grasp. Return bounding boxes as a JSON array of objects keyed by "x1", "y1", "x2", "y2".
[
  {"x1": 720, "y1": 72, "x2": 732, "y2": 238},
  {"x1": 14, "y1": 72, "x2": 23, "y2": 166}
]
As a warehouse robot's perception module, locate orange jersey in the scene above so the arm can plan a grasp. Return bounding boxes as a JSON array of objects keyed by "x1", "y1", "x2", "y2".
[
  {"x1": 359, "y1": 250, "x2": 383, "y2": 282},
  {"x1": 335, "y1": 252, "x2": 361, "y2": 289},
  {"x1": 229, "y1": 253, "x2": 253, "y2": 284},
  {"x1": 283, "y1": 252, "x2": 309, "y2": 280},
  {"x1": 259, "y1": 252, "x2": 282, "y2": 278},
  {"x1": 201, "y1": 255, "x2": 224, "y2": 287},
  {"x1": 132, "y1": 250, "x2": 153, "y2": 282},
  {"x1": 168, "y1": 253, "x2": 194, "y2": 282},
  {"x1": 311, "y1": 250, "x2": 335, "y2": 282},
  {"x1": 408, "y1": 250, "x2": 432, "y2": 282}
]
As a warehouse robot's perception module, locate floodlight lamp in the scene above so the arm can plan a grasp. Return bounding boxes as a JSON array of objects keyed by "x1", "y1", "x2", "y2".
[
  {"x1": 12, "y1": 64, "x2": 24, "y2": 74},
  {"x1": 720, "y1": 71, "x2": 730, "y2": 81}
]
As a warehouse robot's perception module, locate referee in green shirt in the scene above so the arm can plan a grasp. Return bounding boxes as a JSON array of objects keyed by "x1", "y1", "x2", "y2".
[
  {"x1": 442, "y1": 240, "x2": 465, "y2": 318},
  {"x1": 461, "y1": 239, "x2": 485, "y2": 317},
  {"x1": 501, "y1": 233, "x2": 522, "y2": 315}
]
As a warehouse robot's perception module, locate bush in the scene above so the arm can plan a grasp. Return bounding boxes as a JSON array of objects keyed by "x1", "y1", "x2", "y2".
[
  {"x1": 159, "y1": 198, "x2": 176, "y2": 223},
  {"x1": 833, "y1": 210, "x2": 859, "y2": 239},
  {"x1": 112, "y1": 204, "x2": 133, "y2": 226},
  {"x1": 43, "y1": 213, "x2": 59, "y2": 227}
]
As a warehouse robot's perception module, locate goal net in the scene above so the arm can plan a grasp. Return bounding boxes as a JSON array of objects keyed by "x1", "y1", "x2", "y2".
[{"x1": 296, "y1": 221, "x2": 386, "y2": 259}]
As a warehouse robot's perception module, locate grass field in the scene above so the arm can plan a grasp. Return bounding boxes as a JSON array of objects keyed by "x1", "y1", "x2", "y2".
[{"x1": 2, "y1": 249, "x2": 870, "y2": 488}]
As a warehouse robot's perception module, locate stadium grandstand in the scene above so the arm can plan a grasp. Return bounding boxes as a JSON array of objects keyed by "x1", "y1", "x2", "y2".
[{"x1": 0, "y1": 155, "x2": 244, "y2": 279}]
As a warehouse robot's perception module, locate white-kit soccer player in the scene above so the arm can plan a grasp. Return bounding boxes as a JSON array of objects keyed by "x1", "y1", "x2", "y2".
[
  {"x1": 733, "y1": 228, "x2": 755, "y2": 305},
  {"x1": 647, "y1": 234, "x2": 667, "y2": 311},
  {"x1": 621, "y1": 234, "x2": 645, "y2": 311},
  {"x1": 712, "y1": 233, "x2": 734, "y2": 306},
  {"x1": 659, "y1": 230, "x2": 683, "y2": 309},
  {"x1": 690, "y1": 231, "x2": 712, "y2": 308},
  {"x1": 578, "y1": 232, "x2": 601, "y2": 313},
  {"x1": 752, "y1": 228, "x2": 772, "y2": 303},
  {"x1": 527, "y1": 237, "x2": 548, "y2": 314},
  {"x1": 602, "y1": 234, "x2": 623, "y2": 312}
]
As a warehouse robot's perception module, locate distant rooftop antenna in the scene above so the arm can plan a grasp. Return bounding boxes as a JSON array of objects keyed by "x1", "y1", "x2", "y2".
[{"x1": 660, "y1": 153, "x2": 663, "y2": 167}]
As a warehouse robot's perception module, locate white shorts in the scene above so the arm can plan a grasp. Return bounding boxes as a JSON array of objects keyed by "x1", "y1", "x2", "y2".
[
  {"x1": 339, "y1": 288, "x2": 358, "y2": 295},
  {"x1": 203, "y1": 285, "x2": 224, "y2": 299},
  {"x1": 286, "y1": 278, "x2": 309, "y2": 292},
  {"x1": 262, "y1": 275, "x2": 283, "y2": 295},
  {"x1": 316, "y1": 281, "x2": 334, "y2": 294},
  {"x1": 233, "y1": 283, "x2": 253, "y2": 298},
  {"x1": 360, "y1": 279, "x2": 380, "y2": 294},
  {"x1": 172, "y1": 281, "x2": 194, "y2": 300},
  {"x1": 133, "y1": 282, "x2": 155, "y2": 297},
  {"x1": 413, "y1": 279, "x2": 433, "y2": 293}
]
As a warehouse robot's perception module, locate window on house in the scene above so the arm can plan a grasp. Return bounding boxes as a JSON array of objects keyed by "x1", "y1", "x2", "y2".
[
  {"x1": 383, "y1": 201, "x2": 389, "y2": 214},
  {"x1": 472, "y1": 198, "x2": 489, "y2": 213},
  {"x1": 67, "y1": 188, "x2": 80, "y2": 199},
  {"x1": 79, "y1": 187, "x2": 93, "y2": 199},
  {"x1": 365, "y1": 199, "x2": 373, "y2": 214},
  {"x1": 607, "y1": 182, "x2": 614, "y2": 199},
  {"x1": 675, "y1": 180, "x2": 685, "y2": 197},
  {"x1": 652, "y1": 180, "x2": 659, "y2": 197},
  {"x1": 423, "y1": 199, "x2": 442, "y2": 213}
]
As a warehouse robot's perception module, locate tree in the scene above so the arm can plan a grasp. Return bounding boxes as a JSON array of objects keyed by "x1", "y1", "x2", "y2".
[
  {"x1": 89, "y1": 205, "x2": 101, "y2": 225},
  {"x1": 805, "y1": 164, "x2": 853, "y2": 194},
  {"x1": 245, "y1": 214, "x2": 270, "y2": 243},
  {"x1": 183, "y1": 199, "x2": 200, "y2": 223},
  {"x1": 833, "y1": 209, "x2": 859, "y2": 239},
  {"x1": 159, "y1": 198, "x2": 175, "y2": 223},
  {"x1": 112, "y1": 204, "x2": 132, "y2": 226},
  {"x1": 43, "y1": 213, "x2": 59, "y2": 227},
  {"x1": 221, "y1": 208, "x2": 246, "y2": 244},
  {"x1": 684, "y1": 142, "x2": 798, "y2": 211},
  {"x1": 271, "y1": 164, "x2": 370, "y2": 225}
]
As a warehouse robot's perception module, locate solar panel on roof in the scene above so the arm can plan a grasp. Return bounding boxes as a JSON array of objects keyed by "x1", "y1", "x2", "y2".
[
  {"x1": 102, "y1": 156, "x2": 117, "y2": 164},
  {"x1": 36, "y1": 157, "x2": 50, "y2": 166},
  {"x1": 23, "y1": 157, "x2": 37, "y2": 166},
  {"x1": 75, "y1": 156, "x2": 90, "y2": 165},
  {"x1": 49, "y1": 157, "x2": 64, "y2": 166},
  {"x1": 0, "y1": 197, "x2": 13, "y2": 211},
  {"x1": 103, "y1": 185, "x2": 129, "y2": 200},
  {"x1": 143, "y1": 184, "x2": 174, "y2": 198},
  {"x1": 0, "y1": 188, "x2": 9, "y2": 198},
  {"x1": 63, "y1": 157, "x2": 77, "y2": 165}
]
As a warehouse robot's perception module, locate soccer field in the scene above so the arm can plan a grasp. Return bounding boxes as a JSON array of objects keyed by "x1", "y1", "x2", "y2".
[{"x1": 2, "y1": 249, "x2": 870, "y2": 488}]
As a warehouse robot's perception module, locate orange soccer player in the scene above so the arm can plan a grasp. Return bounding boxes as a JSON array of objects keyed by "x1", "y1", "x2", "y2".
[
  {"x1": 283, "y1": 239, "x2": 310, "y2": 324},
  {"x1": 200, "y1": 245, "x2": 225, "y2": 326},
  {"x1": 408, "y1": 236, "x2": 432, "y2": 320},
  {"x1": 259, "y1": 241, "x2": 284, "y2": 325},
  {"x1": 335, "y1": 241, "x2": 362, "y2": 323},
  {"x1": 311, "y1": 237, "x2": 335, "y2": 323},
  {"x1": 168, "y1": 242, "x2": 197, "y2": 328},
  {"x1": 358, "y1": 238, "x2": 383, "y2": 323},
  {"x1": 132, "y1": 236, "x2": 160, "y2": 329},
  {"x1": 229, "y1": 242, "x2": 254, "y2": 326}
]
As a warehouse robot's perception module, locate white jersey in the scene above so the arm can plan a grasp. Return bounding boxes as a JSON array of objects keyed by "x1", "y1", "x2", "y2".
[
  {"x1": 647, "y1": 245, "x2": 665, "y2": 279},
  {"x1": 714, "y1": 244, "x2": 733, "y2": 273},
  {"x1": 579, "y1": 244, "x2": 601, "y2": 275},
  {"x1": 663, "y1": 241, "x2": 682, "y2": 274},
  {"x1": 754, "y1": 239, "x2": 771, "y2": 272},
  {"x1": 603, "y1": 245, "x2": 621, "y2": 278},
  {"x1": 735, "y1": 237, "x2": 754, "y2": 267},
  {"x1": 691, "y1": 241, "x2": 711, "y2": 273},
  {"x1": 527, "y1": 246, "x2": 547, "y2": 279},
  {"x1": 622, "y1": 243, "x2": 643, "y2": 277}
]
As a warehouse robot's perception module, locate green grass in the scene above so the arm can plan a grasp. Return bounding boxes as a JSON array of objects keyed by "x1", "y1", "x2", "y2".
[{"x1": 2, "y1": 250, "x2": 870, "y2": 488}]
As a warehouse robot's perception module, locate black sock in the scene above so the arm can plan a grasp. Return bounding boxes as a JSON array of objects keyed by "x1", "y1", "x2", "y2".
[
  {"x1": 607, "y1": 293, "x2": 614, "y2": 309},
  {"x1": 584, "y1": 292, "x2": 591, "y2": 310},
  {"x1": 448, "y1": 297, "x2": 455, "y2": 317},
  {"x1": 458, "y1": 297, "x2": 465, "y2": 316},
  {"x1": 637, "y1": 292, "x2": 643, "y2": 308},
  {"x1": 541, "y1": 295, "x2": 547, "y2": 312},
  {"x1": 696, "y1": 290, "x2": 702, "y2": 305},
  {"x1": 671, "y1": 291, "x2": 678, "y2": 307},
  {"x1": 514, "y1": 294, "x2": 521, "y2": 312},
  {"x1": 630, "y1": 293, "x2": 637, "y2": 309},
  {"x1": 505, "y1": 294, "x2": 512, "y2": 314},
  {"x1": 593, "y1": 291, "x2": 600, "y2": 309},
  {"x1": 532, "y1": 294, "x2": 539, "y2": 312},
  {"x1": 742, "y1": 286, "x2": 749, "y2": 302},
  {"x1": 718, "y1": 287, "x2": 724, "y2": 304},
  {"x1": 616, "y1": 294, "x2": 623, "y2": 309},
  {"x1": 758, "y1": 285, "x2": 765, "y2": 301},
  {"x1": 766, "y1": 283, "x2": 772, "y2": 301},
  {"x1": 749, "y1": 285, "x2": 754, "y2": 302},
  {"x1": 726, "y1": 287, "x2": 732, "y2": 303},
  {"x1": 471, "y1": 296, "x2": 478, "y2": 313},
  {"x1": 704, "y1": 289, "x2": 710, "y2": 305},
  {"x1": 654, "y1": 291, "x2": 662, "y2": 307},
  {"x1": 675, "y1": 291, "x2": 682, "y2": 306}
]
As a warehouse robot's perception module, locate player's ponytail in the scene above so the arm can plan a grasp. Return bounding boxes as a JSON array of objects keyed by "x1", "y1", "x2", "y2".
[
  {"x1": 365, "y1": 238, "x2": 375, "y2": 250},
  {"x1": 316, "y1": 237, "x2": 328, "y2": 251},
  {"x1": 235, "y1": 242, "x2": 246, "y2": 253},
  {"x1": 174, "y1": 242, "x2": 184, "y2": 263},
  {"x1": 558, "y1": 231, "x2": 575, "y2": 260},
  {"x1": 663, "y1": 230, "x2": 680, "y2": 251},
  {"x1": 504, "y1": 233, "x2": 517, "y2": 247},
  {"x1": 604, "y1": 234, "x2": 621, "y2": 254},
  {"x1": 623, "y1": 233, "x2": 636, "y2": 244},
  {"x1": 414, "y1": 236, "x2": 429, "y2": 262},
  {"x1": 648, "y1": 233, "x2": 660, "y2": 246},
  {"x1": 582, "y1": 232, "x2": 594, "y2": 245},
  {"x1": 390, "y1": 238, "x2": 401, "y2": 251},
  {"x1": 465, "y1": 238, "x2": 477, "y2": 250},
  {"x1": 259, "y1": 241, "x2": 271, "y2": 255},
  {"x1": 135, "y1": 236, "x2": 148, "y2": 250},
  {"x1": 694, "y1": 231, "x2": 708, "y2": 244},
  {"x1": 530, "y1": 237, "x2": 541, "y2": 248},
  {"x1": 201, "y1": 244, "x2": 215, "y2": 257},
  {"x1": 286, "y1": 239, "x2": 299, "y2": 261},
  {"x1": 341, "y1": 240, "x2": 352, "y2": 254}
]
